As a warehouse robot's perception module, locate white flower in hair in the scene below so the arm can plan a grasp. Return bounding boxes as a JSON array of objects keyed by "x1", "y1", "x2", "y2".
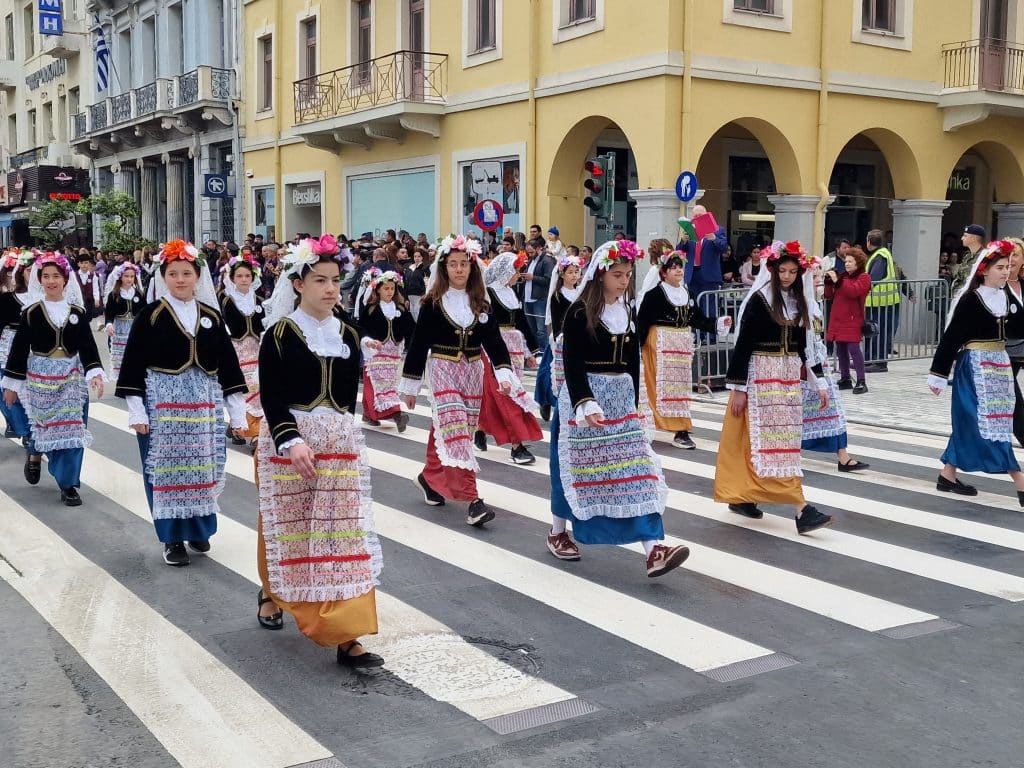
[
  {"x1": 282, "y1": 238, "x2": 318, "y2": 277},
  {"x1": 464, "y1": 239, "x2": 483, "y2": 258},
  {"x1": 184, "y1": 243, "x2": 199, "y2": 260}
]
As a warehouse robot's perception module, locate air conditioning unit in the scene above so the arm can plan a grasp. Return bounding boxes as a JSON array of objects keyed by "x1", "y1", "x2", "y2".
[{"x1": 56, "y1": 155, "x2": 77, "y2": 167}]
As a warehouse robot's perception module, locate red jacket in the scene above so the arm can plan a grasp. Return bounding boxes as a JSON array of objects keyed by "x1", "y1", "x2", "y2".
[{"x1": 825, "y1": 269, "x2": 871, "y2": 343}]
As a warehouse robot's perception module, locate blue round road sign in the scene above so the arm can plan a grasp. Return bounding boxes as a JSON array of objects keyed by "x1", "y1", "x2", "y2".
[{"x1": 675, "y1": 171, "x2": 698, "y2": 203}]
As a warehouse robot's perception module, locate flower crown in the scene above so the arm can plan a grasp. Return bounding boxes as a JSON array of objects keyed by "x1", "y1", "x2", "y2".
[
  {"x1": 976, "y1": 239, "x2": 1016, "y2": 273},
  {"x1": 157, "y1": 240, "x2": 206, "y2": 269},
  {"x1": 34, "y1": 252, "x2": 71, "y2": 276},
  {"x1": 436, "y1": 234, "x2": 483, "y2": 261},
  {"x1": 223, "y1": 254, "x2": 262, "y2": 279},
  {"x1": 1, "y1": 249, "x2": 34, "y2": 270},
  {"x1": 110, "y1": 262, "x2": 139, "y2": 283},
  {"x1": 765, "y1": 240, "x2": 818, "y2": 271},
  {"x1": 596, "y1": 240, "x2": 643, "y2": 271},
  {"x1": 659, "y1": 246, "x2": 688, "y2": 267},
  {"x1": 557, "y1": 254, "x2": 585, "y2": 272},
  {"x1": 370, "y1": 269, "x2": 404, "y2": 291}
]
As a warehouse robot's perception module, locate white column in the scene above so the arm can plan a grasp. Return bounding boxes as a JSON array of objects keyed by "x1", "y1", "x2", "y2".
[
  {"x1": 767, "y1": 194, "x2": 822, "y2": 250},
  {"x1": 140, "y1": 162, "x2": 160, "y2": 241},
  {"x1": 166, "y1": 156, "x2": 186, "y2": 238},
  {"x1": 628, "y1": 188, "x2": 682, "y2": 289},
  {"x1": 889, "y1": 199, "x2": 951, "y2": 281},
  {"x1": 993, "y1": 203, "x2": 1024, "y2": 239}
]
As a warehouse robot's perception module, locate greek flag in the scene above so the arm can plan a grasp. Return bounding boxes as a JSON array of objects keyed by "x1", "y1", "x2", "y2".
[{"x1": 93, "y1": 14, "x2": 110, "y2": 93}]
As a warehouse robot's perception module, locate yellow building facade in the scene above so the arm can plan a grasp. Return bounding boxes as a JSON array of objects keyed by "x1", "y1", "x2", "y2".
[{"x1": 240, "y1": 0, "x2": 1024, "y2": 278}]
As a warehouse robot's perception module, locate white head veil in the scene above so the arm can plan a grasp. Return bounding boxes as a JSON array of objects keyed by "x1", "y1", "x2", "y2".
[
  {"x1": 945, "y1": 239, "x2": 1014, "y2": 329},
  {"x1": 150, "y1": 241, "x2": 218, "y2": 307},
  {"x1": 28, "y1": 254, "x2": 83, "y2": 307},
  {"x1": 263, "y1": 236, "x2": 344, "y2": 327},
  {"x1": 544, "y1": 253, "x2": 586, "y2": 325},
  {"x1": 103, "y1": 261, "x2": 144, "y2": 298},
  {"x1": 353, "y1": 267, "x2": 382, "y2": 321},
  {"x1": 637, "y1": 249, "x2": 689, "y2": 306},
  {"x1": 423, "y1": 235, "x2": 483, "y2": 295}
]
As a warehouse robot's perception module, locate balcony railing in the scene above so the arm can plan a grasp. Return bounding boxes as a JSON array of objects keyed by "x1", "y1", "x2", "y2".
[
  {"x1": 942, "y1": 39, "x2": 1024, "y2": 94},
  {"x1": 293, "y1": 50, "x2": 447, "y2": 125},
  {"x1": 70, "y1": 66, "x2": 235, "y2": 142}
]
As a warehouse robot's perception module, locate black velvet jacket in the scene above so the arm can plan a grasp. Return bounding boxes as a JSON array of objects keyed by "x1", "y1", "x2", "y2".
[
  {"x1": 360, "y1": 303, "x2": 415, "y2": 346},
  {"x1": 114, "y1": 299, "x2": 246, "y2": 398},
  {"x1": 487, "y1": 288, "x2": 539, "y2": 353},
  {"x1": 561, "y1": 301, "x2": 640, "y2": 410},
  {"x1": 103, "y1": 289, "x2": 146, "y2": 324},
  {"x1": 3, "y1": 301, "x2": 103, "y2": 379},
  {"x1": 259, "y1": 316, "x2": 363, "y2": 449},
  {"x1": 636, "y1": 284, "x2": 717, "y2": 347},
  {"x1": 401, "y1": 296, "x2": 512, "y2": 381},
  {"x1": 930, "y1": 288, "x2": 1024, "y2": 378},
  {"x1": 0, "y1": 291, "x2": 26, "y2": 334},
  {"x1": 548, "y1": 290, "x2": 575, "y2": 339},
  {"x1": 725, "y1": 292, "x2": 819, "y2": 386},
  {"x1": 220, "y1": 292, "x2": 266, "y2": 340}
]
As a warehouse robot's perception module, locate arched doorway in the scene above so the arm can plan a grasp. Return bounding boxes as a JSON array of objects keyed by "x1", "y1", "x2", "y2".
[{"x1": 941, "y1": 141, "x2": 1024, "y2": 248}]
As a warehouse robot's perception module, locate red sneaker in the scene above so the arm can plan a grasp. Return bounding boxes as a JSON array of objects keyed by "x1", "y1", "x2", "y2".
[
  {"x1": 646, "y1": 544, "x2": 690, "y2": 578},
  {"x1": 546, "y1": 531, "x2": 581, "y2": 561}
]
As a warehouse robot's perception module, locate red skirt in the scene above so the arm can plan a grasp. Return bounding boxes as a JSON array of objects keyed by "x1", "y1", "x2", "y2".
[
  {"x1": 362, "y1": 370, "x2": 401, "y2": 421},
  {"x1": 477, "y1": 355, "x2": 542, "y2": 447}
]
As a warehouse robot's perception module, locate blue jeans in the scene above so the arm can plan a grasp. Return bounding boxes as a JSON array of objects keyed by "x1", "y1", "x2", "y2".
[{"x1": 524, "y1": 301, "x2": 548, "y2": 357}]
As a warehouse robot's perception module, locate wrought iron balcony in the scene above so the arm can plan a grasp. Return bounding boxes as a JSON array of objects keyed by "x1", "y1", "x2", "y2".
[
  {"x1": 940, "y1": 39, "x2": 1024, "y2": 130},
  {"x1": 292, "y1": 51, "x2": 447, "y2": 150}
]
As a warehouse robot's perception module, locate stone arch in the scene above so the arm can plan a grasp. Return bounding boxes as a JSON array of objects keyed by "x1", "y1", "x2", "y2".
[
  {"x1": 827, "y1": 127, "x2": 924, "y2": 201},
  {"x1": 941, "y1": 140, "x2": 1024, "y2": 203},
  {"x1": 692, "y1": 116, "x2": 804, "y2": 195}
]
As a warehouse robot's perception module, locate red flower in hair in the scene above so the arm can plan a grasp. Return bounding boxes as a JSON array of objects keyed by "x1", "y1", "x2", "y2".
[
  {"x1": 513, "y1": 250, "x2": 528, "y2": 270},
  {"x1": 783, "y1": 241, "x2": 804, "y2": 257}
]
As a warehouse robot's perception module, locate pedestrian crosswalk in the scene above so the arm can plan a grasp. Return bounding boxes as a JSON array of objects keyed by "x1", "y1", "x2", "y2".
[{"x1": 5, "y1": 394, "x2": 1024, "y2": 768}]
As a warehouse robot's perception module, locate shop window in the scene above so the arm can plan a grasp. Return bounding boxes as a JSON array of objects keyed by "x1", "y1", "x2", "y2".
[
  {"x1": 459, "y1": 157, "x2": 521, "y2": 233},
  {"x1": 253, "y1": 187, "x2": 276, "y2": 242}
]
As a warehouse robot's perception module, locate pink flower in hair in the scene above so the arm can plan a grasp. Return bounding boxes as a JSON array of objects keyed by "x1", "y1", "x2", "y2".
[{"x1": 312, "y1": 234, "x2": 339, "y2": 255}]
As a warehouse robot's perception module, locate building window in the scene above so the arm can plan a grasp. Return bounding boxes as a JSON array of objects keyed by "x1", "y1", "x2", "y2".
[
  {"x1": 26, "y1": 108, "x2": 36, "y2": 148},
  {"x1": 475, "y1": 0, "x2": 495, "y2": 51},
  {"x1": 257, "y1": 35, "x2": 273, "y2": 111},
  {"x1": 253, "y1": 186, "x2": 276, "y2": 242},
  {"x1": 553, "y1": 0, "x2": 604, "y2": 43},
  {"x1": 42, "y1": 101, "x2": 52, "y2": 142},
  {"x1": 734, "y1": 0, "x2": 774, "y2": 12},
  {"x1": 8, "y1": 114, "x2": 16, "y2": 154},
  {"x1": 722, "y1": 0, "x2": 790, "y2": 32},
  {"x1": 22, "y1": 3, "x2": 33, "y2": 58},
  {"x1": 4, "y1": 14, "x2": 13, "y2": 60},
  {"x1": 355, "y1": 1, "x2": 372, "y2": 83},
  {"x1": 862, "y1": 0, "x2": 895, "y2": 32},
  {"x1": 301, "y1": 17, "x2": 317, "y2": 78},
  {"x1": 567, "y1": 0, "x2": 595, "y2": 23}
]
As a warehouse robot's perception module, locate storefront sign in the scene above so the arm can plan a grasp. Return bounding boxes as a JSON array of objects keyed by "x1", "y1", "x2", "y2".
[
  {"x1": 54, "y1": 170, "x2": 74, "y2": 187},
  {"x1": 38, "y1": 0, "x2": 63, "y2": 36},
  {"x1": 26, "y1": 58, "x2": 67, "y2": 90},
  {"x1": 49, "y1": 192, "x2": 81, "y2": 201},
  {"x1": 948, "y1": 169, "x2": 973, "y2": 195},
  {"x1": 291, "y1": 184, "x2": 321, "y2": 206}
]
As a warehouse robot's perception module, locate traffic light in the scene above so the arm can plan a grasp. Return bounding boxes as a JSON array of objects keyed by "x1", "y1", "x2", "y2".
[{"x1": 583, "y1": 154, "x2": 615, "y2": 220}]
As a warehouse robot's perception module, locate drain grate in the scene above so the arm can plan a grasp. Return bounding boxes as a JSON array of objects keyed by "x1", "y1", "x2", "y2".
[
  {"x1": 287, "y1": 758, "x2": 348, "y2": 768},
  {"x1": 702, "y1": 652, "x2": 799, "y2": 683},
  {"x1": 482, "y1": 697, "x2": 600, "y2": 735},
  {"x1": 879, "y1": 618, "x2": 961, "y2": 640}
]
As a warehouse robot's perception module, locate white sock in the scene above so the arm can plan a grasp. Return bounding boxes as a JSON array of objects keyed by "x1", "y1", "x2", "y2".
[
  {"x1": 641, "y1": 540, "x2": 657, "y2": 555},
  {"x1": 550, "y1": 517, "x2": 567, "y2": 535}
]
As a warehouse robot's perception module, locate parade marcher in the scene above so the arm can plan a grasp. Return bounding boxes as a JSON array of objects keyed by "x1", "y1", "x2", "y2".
[
  {"x1": 713, "y1": 241, "x2": 834, "y2": 534},
  {"x1": 2, "y1": 252, "x2": 105, "y2": 506},
  {"x1": 254, "y1": 239, "x2": 385, "y2": 667},
  {"x1": 927, "y1": 239, "x2": 1024, "y2": 503},
  {"x1": 475, "y1": 251, "x2": 543, "y2": 464},
  {"x1": 399, "y1": 234, "x2": 517, "y2": 528},
  {"x1": 356, "y1": 267, "x2": 414, "y2": 432},
  {"x1": 72, "y1": 251, "x2": 104, "y2": 322},
  {"x1": 220, "y1": 253, "x2": 266, "y2": 446},
  {"x1": 547, "y1": 239, "x2": 690, "y2": 577},
  {"x1": 102, "y1": 262, "x2": 146, "y2": 384},
  {"x1": 1005, "y1": 238, "x2": 1024, "y2": 448},
  {"x1": 115, "y1": 240, "x2": 248, "y2": 567},
  {"x1": 637, "y1": 241, "x2": 730, "y2": 450},
  {"x1": 535, "y1": 252, "x2": 585, "y2": 420},
  {"x1": 0, "y1": 249, "x2": 37, "y2": 439}
]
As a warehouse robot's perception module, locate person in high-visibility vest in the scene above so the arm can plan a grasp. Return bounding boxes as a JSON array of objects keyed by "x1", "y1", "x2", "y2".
[{"x1": 863, "y1": 229, "x2": 900, "y2": 372}]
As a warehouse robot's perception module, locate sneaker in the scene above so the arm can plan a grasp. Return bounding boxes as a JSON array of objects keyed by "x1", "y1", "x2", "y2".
[
  {"x1": 728, "y1": 502, "x2": 763, "y2": 519},
  {"x1": 852, "y1": 380, "x2": 868, "y2": 394},
  {"x1": 672, "y1": 431, "x2": 696, "y2": 449},
  {"x1": 394, "y1": 411, "x2": 409, "y2": 433},
  {"x1": 188, "y1": 539, "x2": 211, "y2": 553},
  {"x1": 474, "y1": 430, "x2": 488, "y2": 451},
  {"x1": 936, "y1": 474, "x2": 978, "y2": 496},
  {"x1": 836, "y1": 378, "x2": 853, "y2": 390},
  {"x1": 546, "y1": 531, "x2": 581, "y2": 561},
  {"x1": 361, "y1": 415, "x2": 381, "y2": 427},
  {"x1": 24, "y1": 456, "x2": 41, "y2": 485},
  {"x1": 413, "y1": 473, "x2": 445, "y2": 506},
  {"x1": 795, "y1": 505, "x2": 832, "y2": 534},
  {"x1": 163, "y1": 542, "x2": 190, "y2": 567},
  {"x1": 539, "y1": 404, "x2": 552, "y2": 422},
  {"x1": 466, "y1": 499, "x2": 495, "y2": 527},
  {"x1": 510, "y1": 445, "x2": 536, "y2": 465},
  {"x1": 60, "y1": 487, "x2": 82, "y2": 507},
  {"x1": 646, "y1": 544, "x2": 690, "y2": 577}
]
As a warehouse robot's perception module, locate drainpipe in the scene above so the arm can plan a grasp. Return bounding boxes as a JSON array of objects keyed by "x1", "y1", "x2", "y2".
[
  {"x1": 527, "y1": 0, "x2": 539, "y2": 226},
  {"x1": 680, "y1": 0, "x2": 694, "y2": 170},
  {"x1": 273, "y1": 0, "x2": 283, "y2": 240},
  {"x1": 813, "y1": 0, "x2": 830, "y2": 255}
]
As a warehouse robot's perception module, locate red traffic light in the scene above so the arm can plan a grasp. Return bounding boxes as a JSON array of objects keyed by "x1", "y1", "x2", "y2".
[{"x1": 585, "y1": 160, "x2": 604, "y2": 176}]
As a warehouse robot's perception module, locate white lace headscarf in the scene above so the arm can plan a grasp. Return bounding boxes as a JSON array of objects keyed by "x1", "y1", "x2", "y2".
[{"x1": 945, "y1": 239, "x2": 1015, "y2": 329}]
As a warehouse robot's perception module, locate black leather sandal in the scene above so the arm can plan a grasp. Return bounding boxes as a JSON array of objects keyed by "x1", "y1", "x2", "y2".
[
  {"x1": 336, "y1": 641, "x2": 384, "y2": 668},
  {"x1": 257, "y1": 589, "x2": 284, "y2": 630}
]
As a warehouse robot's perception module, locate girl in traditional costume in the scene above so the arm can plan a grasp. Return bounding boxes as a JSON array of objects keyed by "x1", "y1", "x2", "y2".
[
  {"x1": 928, "y1": 239, "x2": 1024, "y2": 503},
  {"x1": 400, "y1": 234, "x2": 516, "y2": 528},
  {"x1": 254, "y1": 239, "x2": 385, "y2": 666},
  {"x1": 712, "y1": 240, "x2": 833, "y2": 534},
  {"x1": 103, "y1": 262, "x2": 145, "y2": 384},
  {"x1": 546, "y1": 240, "x2": 690, "y2": 577},
  {"x1": 544, "y1": 253, "x2": 585, "y2": 405},
  {"x1": 115, "y1": 240, "x2": 248, "y2": 567},
  {"x1": 637, "y1": 243, "x2": 730, "y2": 450},
  {"x1": 219, "y1": 254, "x2": 266, "y2": 446},
  {"x1": 475, "y1": 251, "x2": 542, "y2": 464},
  {"x1": 356, "y1": 267, "x2": 413, "y2": 431},
  {"x1": 2, "y1": 252, "x2": 105, "y2": 506},
  {"x1": 0, "y1": 249, "x2": 37, "y2": 440}
]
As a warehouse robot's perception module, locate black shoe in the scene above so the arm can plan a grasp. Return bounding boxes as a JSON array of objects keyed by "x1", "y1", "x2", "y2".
[
  {"x1": 226, "y1": 424, "x2": 246, "y2": 445},
  {"x1": 673, "y1": 431, "x2": 696, "y2": 449},
  {"x1": 257, "y1": 589, "x2": 284, "y2": 630},
  {"x1": 728, "y1": 503, "x2": 763, "y2": 519},
  {"x1": 466, "y1": 498, "x2": 495, "y2": 527},
  {"x1": 413, "y1": 473, "x2": 445, "y2": 506},
  {"x1": 936, "y1": 474, "x2": 978, "y2": 496},
  {"x1": 1018, "y1": 491, "x2": 1024, "y2": 508},
  {"x1": 24, "y1": 456, "x2": 41, "y2": 485},
  {"x1": 796, "y1": 505, "x2": 833, "y2": 534},
  {"x1": 510, "y1": 445, "x2": 536, "y2": 465},
  {"x1": 539, "y1": 404, "x2": 552, "y2": 422},
  {"x1": 337, "y1": 641, "x2": 384, "y2": 668},
  {"x1": 863, "y1": 362, "x2": 888, "y2": 373},
  {"x1": 474, "y1": 430, "x2": 488, "y2": 451},
  {"x1": 162, "y1": 542, "x2": 190, "y2": 567},
  {"x1": 852, "y1": 380, "x2": 868, "y2": 394},
  {"x1": 394, "y1": 411, "x2": 409, "y2": 433},
  {"x1": 836, "y1": 378, "x2": 853, "y2": 390},
  {"x1": 60, "y1": 487, "x2": 82, "y2": 507},
  {"x1": 361, "y1": 415, "x2": 381, "y2": 427},
  {"x1": 3, "y1": 425, "x2": 14, "y2": 438},
  {"x1": 838, "y1": 459, "x2": 870, "y2": 472},
  {"x1": 188, "y1": 539, "x2": 211, "y2": 553}
]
